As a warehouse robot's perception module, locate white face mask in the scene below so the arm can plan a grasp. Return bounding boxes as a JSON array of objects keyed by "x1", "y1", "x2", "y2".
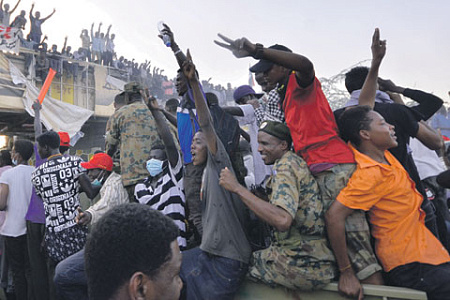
[{"x1": 11, "y1": 152, "x2": 18, "y2": 165}]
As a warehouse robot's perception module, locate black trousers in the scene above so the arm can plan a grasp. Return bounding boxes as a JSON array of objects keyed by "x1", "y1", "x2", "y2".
[
  {"x1": 388, "y1": 262, "x2": 450, "y2": 300},
  {"x1": 4, "y1": 234, "x2": 31, "y2": 300},
  {"x1": 26, "y1": 221, "x2": 52, "y2": 300}
]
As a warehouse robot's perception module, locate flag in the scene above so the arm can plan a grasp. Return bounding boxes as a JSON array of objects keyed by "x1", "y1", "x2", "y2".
[{"x1": 0, "y1": 26, "x2": 20, "y2": 54}]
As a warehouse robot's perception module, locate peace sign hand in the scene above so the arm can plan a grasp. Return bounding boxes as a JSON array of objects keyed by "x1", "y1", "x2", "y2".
[{"x1": 214, "y1": 33, "x2": 256, "y2": 59}]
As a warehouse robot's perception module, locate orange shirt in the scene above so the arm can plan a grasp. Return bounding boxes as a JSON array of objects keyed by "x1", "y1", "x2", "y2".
[{"x1": 337, "y1": 144, "x2": 450, "y2": 272}]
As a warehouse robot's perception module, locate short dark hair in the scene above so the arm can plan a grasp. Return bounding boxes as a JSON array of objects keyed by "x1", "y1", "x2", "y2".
[
  {"x1": 59, "y1": 146, "x2": 69, "y2": 154},
  {"x1": 126, "y1": 92, "x2": 142, "y2": 104},
  {"x1": 165, "y1": 98, "x2": 179, "y2": 109},
  {"x1": 14, "y1": 139, "x2": 34, "y2": 161},
  {"x1": 151, "y1": 143, "x2": 165, "y2": 151},
  {"x1": 37, "y1": 131, "x2": 60, "y2": 150},
  {"x1": 114, "y1": 93, "x2": 126, "y2": 105},
  {"x1": 0, "y1": 150, "x2": 12, "y2": 166},
  {"x1": 85, "y1": 203, "x2": 179, "y2": 300},
  {"x1": 345, "y1": 66, "x2": 369, "y2": 94},
  {"x1": 338, "y1": 105, "x2": 372, "y2": 147}
]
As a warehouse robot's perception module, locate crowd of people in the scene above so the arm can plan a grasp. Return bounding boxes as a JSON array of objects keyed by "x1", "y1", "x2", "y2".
[
  {"x1": 0, "y1": 20, "x2": 450, "y2": 300},
  {"x1": 4, "y1": 2, "x2": 237, "y2": 102}
]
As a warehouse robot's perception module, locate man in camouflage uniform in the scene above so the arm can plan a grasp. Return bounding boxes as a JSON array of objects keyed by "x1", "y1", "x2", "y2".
[
  {"x1": 106, "y1": 82, "x2": 162, "y2": 200},
  {"x1": 219, "y1": 121, "x2": 336, "y2": 290}
]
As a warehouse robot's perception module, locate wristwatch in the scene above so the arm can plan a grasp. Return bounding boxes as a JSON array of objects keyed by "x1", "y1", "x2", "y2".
[{"x1": 253, "y1": 43, "x2": 264, "y2": 59}]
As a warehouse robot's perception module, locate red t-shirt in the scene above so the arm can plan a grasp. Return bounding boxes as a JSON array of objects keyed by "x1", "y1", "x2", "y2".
[{"x1": 283, "y1": 73, "x2": 354, "y2": 166}]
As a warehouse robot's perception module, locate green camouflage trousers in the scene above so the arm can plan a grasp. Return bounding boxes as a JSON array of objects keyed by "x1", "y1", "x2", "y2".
[
  {"x1": 248, "y1": 242, "x2": 335, "y2": 290},
  {"x1": 315, "y1": 163, "x2": 382, "y2": 280}
]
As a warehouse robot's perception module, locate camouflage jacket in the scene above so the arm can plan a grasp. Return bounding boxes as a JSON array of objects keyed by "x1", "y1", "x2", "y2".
[
  {"x1": 261, "y1": 151, "x2": 335, "y2": 273},
  {"x1": 105, "y1": 101, "x2": 161, "y2": 186}
]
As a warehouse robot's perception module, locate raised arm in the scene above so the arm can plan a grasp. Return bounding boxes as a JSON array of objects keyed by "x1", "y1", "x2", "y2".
[
  {"x1": 159, "y1": 23, "x2": 187, "y2": 69},
  {"x1": 378, "y1": 77, "x2": 443, "y2": 121},
  {"x1": 358, "y1": 28, "x2": 386, "y2": 108},
  {"x1": 61, "y1": 36, "x2": 67, "y2": 54},
  {"x1": 10, "y1": 0, "x2": 22, "y2": 14},
  {"x1": 416, "y1": 121, "x2": 444, "y2": 150},
  {"x1": 29, "y1": 2, "x2": 33, "y2": 19},
  {"x1": 326, "y1": 201, "x2": 364, "y2": 300},
  {"x1": 41, "y1": 8, "x2": 55, "y2": 23},
  {"x1": 144, "y1": 93, "x2": 179, "y2": 168},
  {"x1": 182, "y1": 50, "x2": 217, "y2": 155},
  {"x1": 32, "y1": 101, "x2": 42, "y2": 140},
  {"x1": 10, "y1": 0, "x2": 20, "y2": 14},
  {"x1": 214, "y1": 34, "x2": 314, "y2": 87},
  {"x1": 90, "y1": 23, "x2": 94, "y2": 39},
  {"x1": 96, "y1": 22, "x2": 102, "y2": 35},
  {"x1": 162, "y1": 109, "x2": 177, "y2": 127},
  {"x1": 106, "y1": 24, "x2": 111, "y2": 39}
]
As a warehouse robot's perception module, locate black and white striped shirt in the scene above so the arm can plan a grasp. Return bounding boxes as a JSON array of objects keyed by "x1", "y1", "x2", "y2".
[{"x1": 135, "y1": 154, "x2": 187, "y2": 250}]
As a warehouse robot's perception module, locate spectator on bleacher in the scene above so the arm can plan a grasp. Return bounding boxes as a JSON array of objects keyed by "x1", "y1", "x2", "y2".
[
  {"x1": 35, "y1": 44, "x2": 49, "y2": 81},
  {"x1": 9, "y1": 9, "x2": 25, "y2": 29},
  {"x1": 48, "y1": 44, "x2": 61, "y2": 73},
  {"x1": 103, "y1": 25, "x2": 114, "y2": 66},
  {"x1": 99, "y1": 27, "x2": 108, "y2": 65},
  {"x1": 0, "y1": 0, "x2": 20, "y2": 26},
  {"x1": 18, "y1": 33, "x2": 40, "y2": 76},
  {"x1": 112, "y1": 55, "x2": 124, "y2": 70},
  {"x1": 73, "y1": 47, "x2": 87, "y2": 61},
  {"x1": 61, "y1": 37, "x2": 79, "y2": 79},
  {"x1": 90, "y1": 22, "x2": 102, "y2": 63},
  {"x1": 29, "y1": 3, "x2": 55, "y2": 43},
  {"x1": 60, "y1": 36, "x2": 70, "y2": 58},
  {"x1": 79, "y1": 29, "x2": 91, "y2": 62}
]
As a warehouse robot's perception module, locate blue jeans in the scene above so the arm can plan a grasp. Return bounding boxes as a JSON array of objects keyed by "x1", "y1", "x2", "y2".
[
  {"x1": 388, "y1": 262, "x2": 450, "y2": 300},
  {"x1": 54, "y1": 248, "x2": 88, "y2": 300},
  {"x1": 180, "y1": 247, "x2": 248, "y2": 300}
]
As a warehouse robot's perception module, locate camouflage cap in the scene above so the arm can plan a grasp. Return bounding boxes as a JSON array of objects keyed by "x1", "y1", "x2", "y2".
[
  {"x1": 259, "y1": 120, "x2": 292, "y2": 144},
  {"x1": 122, "y1": 81, "x2": 144, "y2": 94}
]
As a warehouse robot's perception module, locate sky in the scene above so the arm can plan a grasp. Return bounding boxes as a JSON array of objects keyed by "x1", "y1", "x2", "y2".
[{"x1": 12, "y1": 0, "x2": 450, "y2": 103}]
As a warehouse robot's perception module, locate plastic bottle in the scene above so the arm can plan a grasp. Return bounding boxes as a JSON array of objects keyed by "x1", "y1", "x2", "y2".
[{"x1": 157, "y1": 21, "x2": 171, "y2": 47}]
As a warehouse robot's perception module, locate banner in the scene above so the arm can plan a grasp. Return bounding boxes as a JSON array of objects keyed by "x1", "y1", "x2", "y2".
[
  {"x1": 9, "y1": 59, "x2": 93, "y2": 138},
  {"x1": 93, "y1": 65, "x2": 127, "y2": 116},
  {"x1": 0, "y1": 26, "x2": 20, "y2": 53}
]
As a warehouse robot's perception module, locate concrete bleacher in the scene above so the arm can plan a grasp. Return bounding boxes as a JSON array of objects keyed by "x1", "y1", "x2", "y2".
[{"x1": 235, "y1": 281, "x2": 427, "y2": 300}]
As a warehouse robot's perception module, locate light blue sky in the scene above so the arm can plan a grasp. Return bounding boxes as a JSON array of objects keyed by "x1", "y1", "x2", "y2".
[{"x1": 15, "y1": 0, "x2": 450, "y2": 102}]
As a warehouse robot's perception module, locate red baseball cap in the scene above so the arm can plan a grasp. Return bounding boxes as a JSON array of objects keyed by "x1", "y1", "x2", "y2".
[
  {"x1": 81, "y1": 153, "x2": 113, "y2": 171},
  {"x1": 58, "y1": 132, "x2": 70, "y2": 147}
]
